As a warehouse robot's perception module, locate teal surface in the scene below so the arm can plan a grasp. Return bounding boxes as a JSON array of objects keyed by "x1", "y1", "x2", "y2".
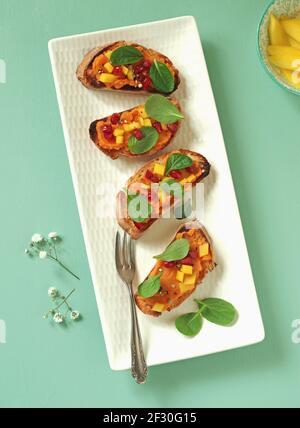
[{"x1": 0, "y1": 0, "x2": 299, "y2": 408}]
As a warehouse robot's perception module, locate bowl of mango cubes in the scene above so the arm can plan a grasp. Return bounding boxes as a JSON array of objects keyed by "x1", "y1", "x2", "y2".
[{"x1": 258, "y1": 0, "x2": 300, "y2": 95}]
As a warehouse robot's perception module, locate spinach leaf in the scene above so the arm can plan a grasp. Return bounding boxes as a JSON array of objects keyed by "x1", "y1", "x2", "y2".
[
  {"x1": 128, "y1": 126, "x2": 159, "y2": 154},
  {"x1": 138, "y1": 274, "x2": 162, "y2": 298},
  {"x1": 165, "y1": 153, "x2": 193, "y2": 176},
  {"x1": 196, "y1": 298, "x2": 237, "y2": 326},
  {"x1": 154, "y1": 238, "x2": 189, "y2": 262},
  {"x1": 175, "y1": 312, "x2": 203, "y2": 337},
  {"x1": 110, "y1": 46, "x2": 143, "y2": 65},
  {"x1": 149, "y1": 60, "x2": 175, "y2": 93},
  {"x1": 145, "y1": 95, "x2": 184, "y2": 124},
  {"x1": 127, "y1": 193, "x2": 151, "y2": 223}
]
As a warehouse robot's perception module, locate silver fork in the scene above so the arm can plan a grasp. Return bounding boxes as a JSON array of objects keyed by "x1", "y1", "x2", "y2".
[{"x1": 115, "y1": 231, "x2": 148, "y2": 384}]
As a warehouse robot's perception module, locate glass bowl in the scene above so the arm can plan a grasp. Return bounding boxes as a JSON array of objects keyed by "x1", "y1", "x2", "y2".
[{"x1": 257, "y1": 0, "x2": 300, "y2": 95}]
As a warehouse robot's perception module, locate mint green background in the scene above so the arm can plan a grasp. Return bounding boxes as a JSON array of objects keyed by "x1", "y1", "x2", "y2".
[{"x1": 0, "y1": 0, "x2": 299, "y2": 408}]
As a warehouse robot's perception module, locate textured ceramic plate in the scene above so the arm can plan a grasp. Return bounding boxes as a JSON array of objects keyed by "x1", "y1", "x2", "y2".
[
  {"x1": 49, "y1": 16, "x2": 265, "y2": 370},
  {"x1": 258, "y1": 0, "x2": 300, "y2": 95}
]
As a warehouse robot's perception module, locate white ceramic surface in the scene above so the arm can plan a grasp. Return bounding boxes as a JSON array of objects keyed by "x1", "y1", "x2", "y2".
[{"x1": 49, "y1": 16, "x2": 265, "y2": 370}]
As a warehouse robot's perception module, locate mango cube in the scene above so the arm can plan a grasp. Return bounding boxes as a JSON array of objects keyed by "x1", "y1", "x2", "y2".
[
  {"x1": 138, "y1": 117, "x2": 144, "y2": 126},
  {"x1": 282, "y1": 19, "x2": 300, "y2": 44},
  {"x1": 288, "y1": 36, "x2": 300, "y2": 49},
  {"x1": 268, "y1": 54, "x2": 300, "y2": 71},
  {"x1": 138, "y1": 108, "x2": 148, "y2": 118},
  {"x1": 180, "y1": 178, "x2": 188, "y2": 185},
  {"x1": 181, "y1": 265, "x2": 193, "y2": 275},
  {"x1": 143, "y1": 119, "x2": 152, "y2": 127},
  {"x1": 113, "y1": 128, "x2": 124, "y2": 137},
  {"x1": 182, "y1": 273, "x2": 196, "y2": 286},
  {"x1": 152, "y1": 303, "x2": 165, "y2": 313},
  {"x1": 176, "y1": 270, "x2": 185, "y2": 282},
  {"x1": 199, "y1": 243, "x2": 209, "y2": 258},
  {"x1": 153, "y1": 163, "x2": 165, "y2": 176},
  {"x1": 127, "y1": 70, "x2": 134, "y2": 80},
  {"x1": 116, "y1": 136, "x2": 124, "y2": 145},
  {"x1": 180, "y1": 283, "x2": 195, "y2": 294},
  {"x1": 123, "y1": 123, "x2": 135, "y2": 132},
  {"x1": 186, "y1": 174, "x2": 196, "y2": 183},
  {"x1": 98, "y1": 73, "x2": 118, "y2": 83},
  {"x1": 269, "y1": 13, "x2": 289, "y2": 45},
  {"x1": 121, "y1": 65, "x2": 129, "y2": 76},
  {"x1": 104, "y1": 62, "x2": 114, "y2": 73},
  {"x1": 105, "y1": 50, "x2": 112, "y2": 59}
]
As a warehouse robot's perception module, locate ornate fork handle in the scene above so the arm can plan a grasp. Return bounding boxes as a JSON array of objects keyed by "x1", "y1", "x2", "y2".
[{"x1": 127, "y1": 284, "x2": 148, "y2": 384}]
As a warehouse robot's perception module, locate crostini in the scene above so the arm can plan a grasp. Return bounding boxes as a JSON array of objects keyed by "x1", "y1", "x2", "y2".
[
  {"x1": 117, "y1": 150, "x2": 211, "y2": 239},
  {"x1": 89, "y1": 98, "x2": 182, "y2": 159},
  {"x1": 76, "y1": 41, "x2": 180, "y2": 94},
  {"x1": 135, "y1": 221, "x2": 215, "y2": 317}
]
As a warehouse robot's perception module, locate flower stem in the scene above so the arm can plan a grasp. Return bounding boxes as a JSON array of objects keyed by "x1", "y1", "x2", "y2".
[
  {"x1": 54, "y1": 289, "x2": 76, "y2": 311},
  {"x1": 48, "y1": 255, "x2": 80, "y2": 280}
]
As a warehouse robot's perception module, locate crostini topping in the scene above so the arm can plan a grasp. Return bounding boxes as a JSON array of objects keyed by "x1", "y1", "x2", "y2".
[
  {"x1": 153, "y1": 121, "x2": 163, "y2": 133},
  {"x1": 169, "y1": 170, "x2": 182, "y2": 179},
  {"x1": 138, "y1": 274, "x2": 162, "y2": 298},
  {"x1": 145, "y1": 169, "x2": 160, "y2": 183},
  {"x1": 110, "y1": 113, "x2": 121, "y2": 125},
  {"x1": 165, "y1": 153, "x2": 193, "y2": 176},
  {"x1": 128, "y1": 126, "x2": 159, "y2": 154},
  {"x1": 154, "y1": 238, "x2": 190, "y2": 262},
  {"x1": 145, "y1": 95, "x2": 184, "y2": 124}
]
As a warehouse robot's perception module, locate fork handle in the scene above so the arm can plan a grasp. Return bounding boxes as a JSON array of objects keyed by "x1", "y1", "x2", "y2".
[{"x1": 128, "y1": 285, "x2": 148, "y2": 384}]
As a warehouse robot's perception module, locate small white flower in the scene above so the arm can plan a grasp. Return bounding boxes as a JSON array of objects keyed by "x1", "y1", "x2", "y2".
[
  {"x1": 53, "y1": 312, "x2": 64, "y2": 324},
  {"x1": 48, "y1": 232, "x2": 58, "y2": 239},
  {"x1": 39, "y1": 251, "x2": 47, "y2": 259},
  {"x1": 48, "y1": 287, "x2": 58, "y2": 298},
  {"x1": 25, "y1": 249, "x2": 29, "y2": 254},
  {"x1": 70, "y1": 310, "x2": 80, "y2": 321},
  {"x1": 31, "y1": 233, "x2": 43, "y2": 243}
]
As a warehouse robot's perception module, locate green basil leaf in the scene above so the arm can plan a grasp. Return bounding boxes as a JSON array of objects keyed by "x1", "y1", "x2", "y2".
[
  {"x1": 175, "y1": 312, "x2": 203, "y2": 337},
  {"x1": 196, "y1": 298, "x2": 238, "y2": 326},
  {"x1": 138, "y1": 274, "x2": 162, "y2": 298},
  {"x1": 110, "y1": 46, "x2": 143, "y2": 65},
  {"x1": 149, "y1": 60, "x2": 175, "y2": 93},
  {"x1": 154, "y1": 238, "x2": 189, "y2": 262},
  {"x1": 128, "y1": 126, "x2": 159, "y2": 155},
  {"x1": 127, "y1": 192, "x2": 152, "y2": 223},
  {"x1": 145, "y1": 95, "x2": 184, "y2": 124},
  {"x1": 165, "y1": 153, "x2": 193, "y2": 176}
]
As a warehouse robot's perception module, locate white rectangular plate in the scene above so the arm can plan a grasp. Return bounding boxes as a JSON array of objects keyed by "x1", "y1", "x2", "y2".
[{"x1": 49, "y1": 16, "x2": 265, "y2": 370}]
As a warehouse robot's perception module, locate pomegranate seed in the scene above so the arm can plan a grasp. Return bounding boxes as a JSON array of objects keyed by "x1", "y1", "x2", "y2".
[
  {"x1": 143, "y1": 60, "x2": 151, "y2": 69},
  {"x1": 113, "y1": 66, "x2": 125, "y2": 78},
  {"x1": 145, "y1": 169, "x2": 160, "y2": 183},
  {"x1": 111, "y1": 113, "x2": 120, "y2": 125},
  {"x1": 163, "y1": 261, "x2": 176, "y2": 268},
  {"x1": 153, "y1": 121, "x2": 163, "y2": 133},
  {"x1": 134, "y1": 62, "x2": 144, "y2": 74},
  {"x1": 142, "y1": 76, "x2": 152, "y2": 90},
  {"x1": 169, "y1": 170, "x2": 182, "y2": 179},
  {"x1": 180, "y1": 257, "x2": 194, "y2": 265},
  {"x1": 186, "y1": 165, "x2": 198, "y2": 174},
  {"x1": 133, "y1": 129, "x2": 143, "y2": 140},
  {"x1": 103, "y1": 132, "x2": 114, "y2": 141},
  {"x1": 167, "y1": 123, "x2": 178, "y2": 134},
  {"x1": 134, "y1": 222, "x2": 145, "y2": 230},
  {"x1": 102, "y1": 124, "x2": 113, "y2": 133},
  {"x1": 189, "y1": 251, "x2": 198, "y2": 259}
]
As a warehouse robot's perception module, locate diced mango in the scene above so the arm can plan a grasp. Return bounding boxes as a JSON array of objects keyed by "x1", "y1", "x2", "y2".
[
  {"x1": 186, "y1": 174, "x2": 196, "y2": 183},
  {"x1": 116, "y1": 136, "x2": 124, "y2": 145},
  {"x1": 182, "y1": 273, "x2": 196, "y2": 286},
  {"x1": 113, "y1": 128, "x2": 124, "y2": 137},
  {"x1": 269, "y1": 13, "x2": 289, "y2": 46},
  {"x1": 153, "y1": 163, "x2": 165, "y2": 176},
  {"x1": 281, "y1": 69, "x2": 300, "y2": 89},
  {"x1": 152, "y1": 303, "x2": 165, "y2": 313},
  {"x1": 139, "y1": 107, "x2": 148, "y2": 119},
  {"x1": 176, "y1": 271, "x2": 185, "y2": 282},
  {"x1": 181, "y1": 265, "x2": 193, "y2": 275},
  {"x1": 268, "y1": 54, "x2": 300, "y2": 70},
  {"x1": 180, "y1": 283, "x2": 195, "y2": 294},
  {"x1": 121, "y1": 66, "x2": 129, "y2": 75},
  {"x1": 267, "y1": 45, "x2": 300, "y2": 56},
  {"x1": 143, "y1": 119, "x2": 152, "y2": 127},
  {"x1": 97, "y1": 73, "x2": 118, "y2": 83},
  {"x1": 180, "y1": 178, "x2": 188, "y2": 185},
  {"x1": 127, "y1": 69, "x2": 134, "y2": 80},
  {"x1": 162, "y1": 124, "x2": 168, "y2": 131},
  {"x1": 104, "y1": 62, "x2": 114, "y2": 73},
  {"x1": 105, "y1": 50, "x2": 112, "y2": 59},
  {"x1": 123, "y1": 123, "x2": 136, "y2": 131},
  {"x1": 199, "y1": 243, "x2": 209, "y2": 258},
  {"x1": 138, "y1": 117, "x2": 144, "y2": 126},
  {"x1": 282, "y1": 19, "x2": 300, "y2": 44},
  {"x1": 289, "y1": 36, "x2": 300, "y2": 49}
]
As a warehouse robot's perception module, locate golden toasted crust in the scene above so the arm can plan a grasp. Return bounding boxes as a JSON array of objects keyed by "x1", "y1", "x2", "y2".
[
  {"x1": 76, "y1": 40, "x2": 180, "y2": 94},
  {"x1": 116, "y1": 150, "x2": 211, "y2": 239},
  {"x1": 135, "y1": 221, "x2": 216, "y2": 317},
  {"x1": 89, "y1": 98, "x2": 181, "y2": 160}
]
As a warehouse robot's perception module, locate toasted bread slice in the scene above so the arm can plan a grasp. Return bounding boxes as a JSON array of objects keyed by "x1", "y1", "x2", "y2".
[
  {"x1": 89, "y1": 99, "x2": 181, "y2": 160},
  {"x1": 135, "y1": 221, "x2": 216, "y2": 317},
  {"x1": 116, "y1": 150, "x2": 211, "y2": 239},
  {"x1": 76, "y1": 40, "x2": 180, "y2": 94}
]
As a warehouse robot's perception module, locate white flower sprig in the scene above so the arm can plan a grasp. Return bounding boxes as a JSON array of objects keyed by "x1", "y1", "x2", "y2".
[
  {"x1": 25, "y1": 232, "x2": 80, "y2": 280},
  {"x1": 44, "y1": 288, "x2": 81, "y2": 324}
]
